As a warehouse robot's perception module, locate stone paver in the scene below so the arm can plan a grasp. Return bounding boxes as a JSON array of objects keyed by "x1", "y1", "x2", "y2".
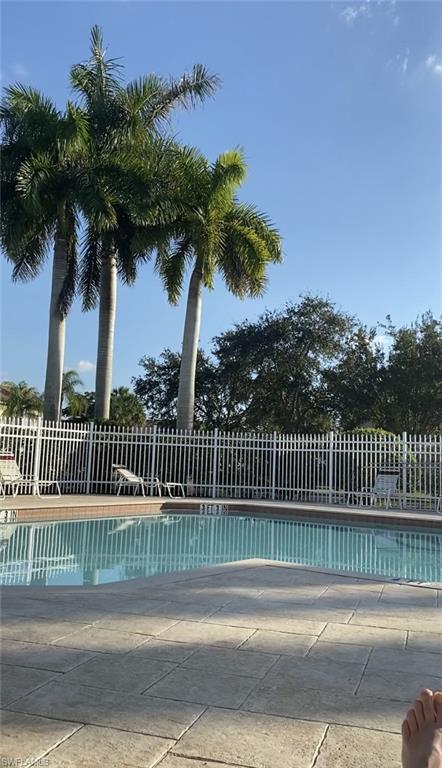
[
  {"x1": 314, "y1": 724, "x2": 402, "y2": 767},
  {"x1": 307, "y1": 641, "x2": 371, "y2": 664},
  {"x1": 1, "y1": 664, "x2": 60, "y2": 707},
  {"x1": 407, "y1": 631, "x2": 442, "y2": 654},
  {"x1": 158, "y1": 757, "x2": 241, "y2": 768},
  {"x1": 174, "y1": 706, "x2": 327, "y2": 768},
  {"x1": 243, "y1": 683, "x2": 406, "y2": 732},
  {"x1": 146, "y1": 665, "x2": 258, "y2": 708},
  {"x1": 130, "y1": 638, "x2": 198, "y2": 663},
  {"x1": 1, "y1": 639, "x2": 96, "y2": 671},
  {"x1": 46, "y1": 725, "x2": 173, "y2": 768},
  {"x1": 320, "y1": 622, "x2": 406, "y2": 648},
  {"x1": 225, "y1": 597, "x2": 353, "y2": 624},
  {"x1": 159, "y1": 620, "x2": 254, "y2": 648},
  {"x1": 9, "y1": 681, "x2": 204, "y2": 739},
  {"x1": 351, "y1": 611, "x2": 442, "y2": 634},
  {"x1": 0, "y1": 618, "x2": 92, "y2": 644},
  {"x1": 53, "y1": 626, "x2": 149, "y2": 653},
  {"x1": 356, "y1": 667, "x2": 442, "y2": 702},
  {"x1": 0, "y1": 710, "x2": 81, "y2": 765},
  {"x1": 94, "y1": 613, "x2": 178, "y2": 635},
  {"x1": 61, "y1": 653, "x2": 176, "y2": 693},
  {"x1": 367, "y1": 647, "x2": 442, "y2": 677},
  {"x1": 381, "y1": 584, "x2": 438, "y2": 604},
  {"x1": 252, "y1": 655, "x2": 365, "y2": 694},
  {"x1": 144, "y1": 601, "x2": 217, "y2": 621},
  {"x1": 182, "y1": 646, "x2": 279, "y2": 678},
  {"x1": 204, "y1": 609, "x2": 326, "y2": 636},
  {"x1": 239, "y1": 629, "x2": 316, "y2": 656}
]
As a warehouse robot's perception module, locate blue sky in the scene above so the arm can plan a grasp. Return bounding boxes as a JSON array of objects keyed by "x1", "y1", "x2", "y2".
[{"x1": 1, "y1": 1, "x2": 441, "y2": 392}]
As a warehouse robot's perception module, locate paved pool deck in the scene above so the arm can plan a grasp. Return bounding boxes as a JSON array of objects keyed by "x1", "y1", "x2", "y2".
[{"x1": 1, "y1": 559, "x2": 441, "y2": 768}]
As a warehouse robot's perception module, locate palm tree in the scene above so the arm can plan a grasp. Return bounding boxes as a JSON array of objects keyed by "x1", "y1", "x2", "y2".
[
  {"x1": 1, "y1": 87, "x2": 89, "y2": 421},
  {"x1": 62, "y1": 369, "x2": 84, "y2": 412},
  {"x1": 71, "y1": 26, "x2": 220, "y2": 421},
  {"x1": 157, "y1": 149, "x2": 282, "y2": 430},
  {"x1": 0, "y1": 381, "x2": 42, "y2": 417}
]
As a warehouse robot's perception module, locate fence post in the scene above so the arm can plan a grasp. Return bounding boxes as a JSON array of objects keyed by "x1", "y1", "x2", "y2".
[
  {"x1": 328, "y1": 430, "x2": 334, "y2": 504},
  {"x1": 32, "y1": 416, "x2": 43, "y2": 496},
  {"x1": 271, "y1": 432, "x2": 277, "y2": 500},
  {"x1": 402, "y1": 431, "x2": 408, "y2": 509},
  {"x1": 212, "y1": 428, "x2": 219, "y2": 499},
  {"x1": 149, "y1": 425, "x2": 158, "y2": 495},
  {"x1": 85, "y1": 421, "x2": 95, "y2": 494}
]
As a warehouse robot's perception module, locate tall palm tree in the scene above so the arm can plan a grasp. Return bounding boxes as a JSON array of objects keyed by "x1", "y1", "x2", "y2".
[
  {"x1": 1, "y1": 87, "x2": 89, "y2": 421},
  {"x1": 157, "y1": 149, "x2": 282, "y2": 430},
  {"x1": 1, "y1": 381, "x2": 42, "y2": 417},
  {"x1": 71, "y1": 26, "x2": 220, "y2": 421}
]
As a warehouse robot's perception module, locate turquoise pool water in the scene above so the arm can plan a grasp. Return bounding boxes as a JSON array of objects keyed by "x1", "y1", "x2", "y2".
[{"x1": 1, "y1": 513, "x2": 441, "y2": 586}]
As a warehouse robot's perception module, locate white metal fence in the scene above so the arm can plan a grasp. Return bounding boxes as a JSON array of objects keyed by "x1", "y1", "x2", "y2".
[{"x1": 0, "y1": 418, "x2": 441, "y2": 511}]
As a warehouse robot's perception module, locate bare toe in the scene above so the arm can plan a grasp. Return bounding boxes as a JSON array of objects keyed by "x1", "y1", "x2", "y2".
[
  {"x1": 418, "y1": 689, "x2": 435, "y2": 723},
  {"x1": 402, "y1": 718, "x2": 411, "y2": 742},
  {"x1": 406, "y1": 707, "x2": 419, "y2": 736},
  {"x1": 434, "y1": 691, "x2": 442, "y2": 725}
]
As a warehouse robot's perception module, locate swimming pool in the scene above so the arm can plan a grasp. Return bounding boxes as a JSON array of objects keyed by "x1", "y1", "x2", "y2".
[{"x1": 1, "y1": 513, "x2": 441, "y2": 586}]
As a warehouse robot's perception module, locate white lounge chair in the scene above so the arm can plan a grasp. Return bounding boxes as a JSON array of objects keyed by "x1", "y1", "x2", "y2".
[
  {"x1": 112, "y1": 465, "x2": 161, "y2": 496},
  {"x1": 0, "y1": 452, "x2": 61, "y2": 499},
  {"x1": 112, "y1": 465, "x2": 186, "y2": 498},
  {"x1": 347, "y1": 472, "x2": 401, "y2": 510}
]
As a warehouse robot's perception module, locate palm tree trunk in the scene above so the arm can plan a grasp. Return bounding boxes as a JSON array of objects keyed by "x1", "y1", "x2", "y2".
[
  {"x1": 177, "y1": 262, "x2": 203, "y2": 430},
  {"x1": 43, "y1": 230, "x2": 68, "y2": 421},
  {"x1": 94, "y1": 246, "x2": 117, "y2": 421}
]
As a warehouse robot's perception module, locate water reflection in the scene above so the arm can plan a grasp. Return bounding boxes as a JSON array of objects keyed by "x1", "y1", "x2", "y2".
[{"x1": 0, "y1": 514, "x2": 440, "y2": 586}]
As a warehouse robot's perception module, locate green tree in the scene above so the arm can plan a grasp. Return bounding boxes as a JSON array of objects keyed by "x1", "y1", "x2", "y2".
[
  {"x1": 213, "y1": 296, "x2": 353, "y2": 432},
  {"x1": 63, "y1": 387, "x2": 145, "y2": 426},
  {"x1": 324, "y1": 327, "x2": 385, "y2": 429},
  {"x1": 0, "y1": 381, "x2": 43, "y2": 417},
  {"x1": 72, "y1": 26, "x2": 219, "y2": 422},
  {"x1": 157, "y1": 149, "x2": 282, "y2": 430},
  {"x1": 134, "y1": 296, "x2": 355, "y2": 432},
  {"x1": 133, "y1": 349, "x2": 225, "y2": 428},
  {"x1": 109, "y1": 387, "x2": 146, "y2": 426},
  {"x1": 380, "y1": 313, "x2": 442, "y2": 433},
  {"x1": 1, "y1": 87, "x2": 89, "y2": 420},
  {"x1": 60, "y1": 369, "x2": 86, "y2": 419}
]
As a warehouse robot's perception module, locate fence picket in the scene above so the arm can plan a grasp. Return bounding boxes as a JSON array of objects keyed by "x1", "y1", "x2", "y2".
[{"x1": 0, "y1": 417, "x2": 440, "y2": 511}]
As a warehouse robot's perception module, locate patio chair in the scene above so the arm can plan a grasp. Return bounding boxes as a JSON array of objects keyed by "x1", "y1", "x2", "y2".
[
  {"x1": 112, "y1": 465, "x2": 186, "y2": 498},
  {"x1": 347, "y1": 472, "x2": 401, "y2": 510},
  {"x1": 112, "y1": 465, "x2": 161, "y2": 496},
  {"x1": 0, "y1": 452, "x2": 61, "y2": 498}
]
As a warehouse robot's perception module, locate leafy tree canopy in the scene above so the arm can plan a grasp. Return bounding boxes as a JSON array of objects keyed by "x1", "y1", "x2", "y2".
[
  {"x1": 0, "y1": 381, "x2": 43, "y2": 417},
  {"x1": 63, "y1": 386, "x2": 146, "y2": 427},
  {"x1": 133, "y1": 298, "x2": 442, "y2": 434}
]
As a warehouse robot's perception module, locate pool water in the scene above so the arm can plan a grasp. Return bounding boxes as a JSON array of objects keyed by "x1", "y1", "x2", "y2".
[{"x1": 1, "y1": 513, "x2": 441, "y2": 586}]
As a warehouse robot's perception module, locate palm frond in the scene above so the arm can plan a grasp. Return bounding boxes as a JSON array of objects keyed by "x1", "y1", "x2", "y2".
[
  {"x1": 210, "y1": 149, "x2": 247, "y2": 203},
  {"x1": 155, "y1": 237, "x2": 194, "y2": 304},
  {"x1": 79, "y1": 226, "x2": 101, "y2": 311},
  {"x1": 138, "y1": 65, "x2": 220, "y2": 129},
  {"x1": 15, "y1": 151, "x2": 58, "y2": 212}
]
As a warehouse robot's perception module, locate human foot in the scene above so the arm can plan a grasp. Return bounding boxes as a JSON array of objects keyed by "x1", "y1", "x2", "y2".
[{"x1": 402, "y1": 689, "x2": 442, "y2": 768}]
